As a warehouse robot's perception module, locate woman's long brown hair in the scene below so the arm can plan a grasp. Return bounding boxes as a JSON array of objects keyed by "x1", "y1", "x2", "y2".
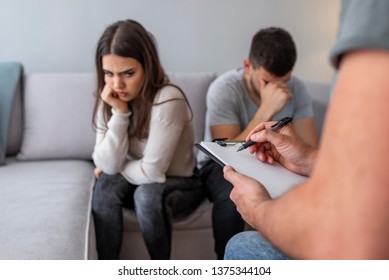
[{"x1": 92, "y1": 19, "x2": 191, "y2": 139}]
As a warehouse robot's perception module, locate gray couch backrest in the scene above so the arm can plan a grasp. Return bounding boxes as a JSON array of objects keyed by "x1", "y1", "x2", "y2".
[
  {"x1": 7, "y1": 72, "x2": 217, "y2": 159},
  {"x1": 7, "y1": 73, "x2": 330, "y2": 159},
  {"x1": 304, "y1": 80, "x2": 332, "y2": 140},
  {"x1": 169, "y1": 72, "x2": 217, "y2": 144}
]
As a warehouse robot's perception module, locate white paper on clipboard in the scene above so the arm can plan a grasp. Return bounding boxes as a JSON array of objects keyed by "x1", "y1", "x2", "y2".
[{"x1": 195, "y1": 141, "x2": 307, "y2": 198}]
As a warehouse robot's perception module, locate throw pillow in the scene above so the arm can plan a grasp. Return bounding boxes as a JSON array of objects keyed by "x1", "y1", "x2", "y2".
[{"x1": 0, "y1": 141, "x2": 4, "y2": 165}]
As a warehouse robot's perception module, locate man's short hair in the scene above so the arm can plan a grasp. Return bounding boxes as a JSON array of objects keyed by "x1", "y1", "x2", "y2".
[{"x1": 249, "y1": 27, "x2": 297, "y2": 77}]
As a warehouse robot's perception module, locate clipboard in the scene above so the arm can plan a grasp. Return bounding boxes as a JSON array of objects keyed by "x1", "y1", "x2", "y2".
[{"x1": 195, "y1": 141, "x2": 308, "y2": 198}]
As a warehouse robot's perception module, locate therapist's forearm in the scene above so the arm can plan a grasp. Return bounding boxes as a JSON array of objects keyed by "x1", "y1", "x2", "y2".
[{"x1": 252, "y1": 50, "x2": 389, "y2": 259}]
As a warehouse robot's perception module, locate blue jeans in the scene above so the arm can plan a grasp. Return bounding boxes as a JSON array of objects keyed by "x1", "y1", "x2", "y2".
[
  {"x1": 92, "y1": 171, "x2": 204, "y2": 260},
  {"x1": 224, "y1": 231, "x2": 289, "y2": 260},
  {"x1": 199, "y1": 161, "x2": 245, "y2": 259}
]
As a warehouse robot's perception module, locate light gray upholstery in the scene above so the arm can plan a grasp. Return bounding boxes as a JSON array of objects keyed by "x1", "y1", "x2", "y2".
[
  {"x1": 120, "y1": 200, "x2": 215, "y2": 259},
  {"x1": 304, "y1": 80, "x2": 332, "y2": 140},
  {"x1": 169, "y1": 72, "x2": 217, "y2": 144},
  {"x1": 0, "y1": 159, "x2": 95, "y2": 259},
  {"x1": 17, "y1": 73, "x2": 96, "y2": 160}
]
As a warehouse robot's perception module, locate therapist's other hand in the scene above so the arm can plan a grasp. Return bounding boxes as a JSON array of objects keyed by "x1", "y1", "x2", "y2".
[
  {"x1": 247, "y1": 122, "x2": 316, "y2": 176},
  {"x1": 224, "y1": 165, "x2": 271, "y2": 229}
]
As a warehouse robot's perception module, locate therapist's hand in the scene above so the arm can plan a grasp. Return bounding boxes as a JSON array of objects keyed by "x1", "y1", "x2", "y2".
[
  {"x1": 224, "y1": 165, "x2": 271, "y2": 229},
  {"x1": 247, "y1": 122, "x2": 317, "y2": 176}
]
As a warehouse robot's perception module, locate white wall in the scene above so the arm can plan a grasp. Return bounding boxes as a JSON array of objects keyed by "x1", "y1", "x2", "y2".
[{"x1": 0, "y1": 0, "x2": 339, "y2": 83}]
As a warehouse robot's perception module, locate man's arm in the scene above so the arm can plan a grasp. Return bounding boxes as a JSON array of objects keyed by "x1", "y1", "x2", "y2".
[
  {"x1": 211, "y1": 83, "x2": 318, "y2": 145},
  {"x1": 211, "y1": 116, "x2": 318, "y2": 147},
  {"x1": 293, "y1": 117, "x2": 318, "y2": 147},
  {"x1": 210, "y1": 108, "x2": 272, "y2": 141},
  {"x1": 228, "y1": 50, "x2": 389, "y2": 259},
  {"x1": 210, "y1": 79, "x2": 292, "y2": 141}
]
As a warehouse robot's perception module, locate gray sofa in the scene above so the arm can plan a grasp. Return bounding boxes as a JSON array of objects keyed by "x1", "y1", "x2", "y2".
[{"x1": 0, "y1": 66, "x2": 331, "y2": 260}]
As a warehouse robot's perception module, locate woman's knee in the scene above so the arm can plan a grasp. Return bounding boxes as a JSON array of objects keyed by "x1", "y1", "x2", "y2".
[
  {"x1": 134, "y1": 183, "x2": 163, "y2": 210},
  {"x1": 92, "y1": 173, "x2": 128, "y2": 210}
]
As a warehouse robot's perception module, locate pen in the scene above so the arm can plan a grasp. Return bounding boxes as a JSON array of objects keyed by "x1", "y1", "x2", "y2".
[{"x1": 236, "y1": 116, "x2": 293, "y2": 152}]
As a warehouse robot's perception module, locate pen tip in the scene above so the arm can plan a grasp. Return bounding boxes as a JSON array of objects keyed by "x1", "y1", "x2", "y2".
[{"x1": 236, "y1": 146, "x2": 243, "y2": 152}]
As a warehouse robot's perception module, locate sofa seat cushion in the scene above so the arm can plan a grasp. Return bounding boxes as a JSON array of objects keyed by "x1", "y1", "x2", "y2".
[
  {"x1": 121, "y1": 199, "x2": 215, "y2": 260},
  {"x1": 122, "y1": 199, "x2": 212, "y2": 232},
  {"x1": 0, "y1": 159, "x2": 95, "y2": 259}
]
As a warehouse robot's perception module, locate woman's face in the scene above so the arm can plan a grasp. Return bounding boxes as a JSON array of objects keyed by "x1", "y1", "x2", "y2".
[{"x1": 102, "y1": 54, "x2": 145, "y2": 102}]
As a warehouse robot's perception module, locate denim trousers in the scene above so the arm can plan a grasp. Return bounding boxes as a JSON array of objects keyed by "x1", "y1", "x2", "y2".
[
  {"x1": 224, "y1": 231, "x2": 289, "y2": 260},
  {"x1": 92, "y1": 171, "x2": 205, "y2": 260},
  {"x1": 199, "y1": 160, "x2": 245, "y2": 259}
]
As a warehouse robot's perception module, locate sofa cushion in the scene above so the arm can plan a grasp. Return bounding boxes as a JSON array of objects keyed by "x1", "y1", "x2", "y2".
[
  {"x1": 168, "y1": 72, "x2": 217, "y2": 144},
  {"x1": 121, "y1": 200, "x2": 216, "y2": 259},
  {"x1": 16, "y1": 72, "x2": 216, "y2": 161},
  {"x1": 304, "y1": 80, "x2": 332, "y2": 140},
  {"x1": 0, "y1": 159, "x2": 95, "y2": 259},
  {"x1": 17, "y1": 73, "x2": 96, "y2": 160}
]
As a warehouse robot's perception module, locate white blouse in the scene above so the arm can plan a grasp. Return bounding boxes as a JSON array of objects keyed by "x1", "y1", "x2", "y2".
[{"x1": 92, "y1": 85, "x2": 195, "y2": 185}]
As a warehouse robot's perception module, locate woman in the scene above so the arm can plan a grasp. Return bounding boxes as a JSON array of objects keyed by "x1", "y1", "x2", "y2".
[{"x1": 91, "y1": 19, "x2": 204, "y2": 259}]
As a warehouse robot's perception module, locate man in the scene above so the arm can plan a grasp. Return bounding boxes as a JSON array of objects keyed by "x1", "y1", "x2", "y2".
[
  {"x1": 198, "y1": 27, "x2": 318, "y2": 259},
  {"x1": 223, "y1": 0, "x2": 389, "y2": 259}
]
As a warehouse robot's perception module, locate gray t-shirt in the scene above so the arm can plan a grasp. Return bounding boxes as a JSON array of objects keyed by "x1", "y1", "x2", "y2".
[
  {"x1": 330, "y1": 0, "x2": 389, "y2": 68},
  {"x1": 197, "y1": 68, "x2": 314, "y2": 167}
]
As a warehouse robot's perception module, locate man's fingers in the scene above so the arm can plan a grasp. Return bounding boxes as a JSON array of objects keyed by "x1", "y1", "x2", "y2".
[
  {"x1": 259, "y1": 78, "x2": 266, "y2": 90},
  {"x1": 223, "y1": 165, "x2": 237, "y2": 182},
  {"x1": 251, "y1": 129, "x2": 285, "y2": 147}
]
